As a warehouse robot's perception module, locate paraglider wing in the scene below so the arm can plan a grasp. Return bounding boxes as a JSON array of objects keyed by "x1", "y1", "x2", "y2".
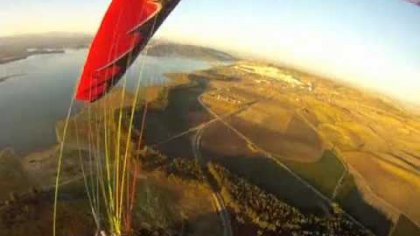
[
  {"x1": 408, "y1": 0, "x2": 420, "y2": 6},
  {"x1": 76, "y1": 0, "x2": 181, "y2": 102},
  {"x1": 406, "y1": 0, "x2": 420, "y2": 6}
]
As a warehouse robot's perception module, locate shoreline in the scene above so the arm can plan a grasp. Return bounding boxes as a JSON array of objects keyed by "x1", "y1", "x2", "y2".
[
  {"x1": 0, "y1": 49, "x2": 67, "y2": 65},
  {"x1": 0, "y1": 73, "x2": 25, "y2": 84}
]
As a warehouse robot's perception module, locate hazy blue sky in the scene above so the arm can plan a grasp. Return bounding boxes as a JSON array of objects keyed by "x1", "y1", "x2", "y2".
[{"x1": 1, "y1": 0, "x2": 420, "y2": 105}]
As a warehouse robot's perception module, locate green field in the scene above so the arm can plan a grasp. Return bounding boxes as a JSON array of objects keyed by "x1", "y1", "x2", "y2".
[
  {"x1": 283, "y1": 150, "x2": 345, "y2": 198},
  {"x1": 282, "y1": 150, "x2": 394, "y2": 235},
  {"x1": 201, "y1": 148, "x2": 331, "y2": 216}
]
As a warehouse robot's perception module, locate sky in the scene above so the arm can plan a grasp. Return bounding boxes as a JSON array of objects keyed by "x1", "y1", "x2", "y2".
[{"x1": 1, "y1": 0, "x2": 420, "y2": 105}]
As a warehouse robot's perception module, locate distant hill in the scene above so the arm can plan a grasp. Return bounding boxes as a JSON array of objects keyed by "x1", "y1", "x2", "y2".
[
  {"x1": 0, "y1": 33, "x2": 236, "y2": 64},
  {"x1": 0, "y1": 32, "x2": 92, "y2": 49},
  {"x1": 0, "y1": 32, "x2": 92, "y2": 64},
  {"x1": 147, "y1": 42, "x2": 237, "y2": 61}
]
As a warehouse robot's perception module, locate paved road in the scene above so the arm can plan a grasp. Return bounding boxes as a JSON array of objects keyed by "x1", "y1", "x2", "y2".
[
  {"x1": 156, "y1": 91, "x2": 373, "y2": 233},
  {"x1": 197, "y1": 96, "x2": 373, "y2": 234},
  {"x1": 152, "y1": 97, "x2": 263, "y2": 236},
  {"x1": 192, "y1": 128, "x2": 233, "y2": 236},
  {"x1": 186, "y1": 97, "x2": 269, "y2": 236},
  {"x1": 155, "y1": 100, "x2": 258, "y2": 147},
  {"x1": 331, "y1": 168, "x2": 347, "y2": 200}
]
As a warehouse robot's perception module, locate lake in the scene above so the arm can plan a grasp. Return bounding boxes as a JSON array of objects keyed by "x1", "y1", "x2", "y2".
[{"x1": 0, "y1": 49, "x2": 212, "y2": 154}]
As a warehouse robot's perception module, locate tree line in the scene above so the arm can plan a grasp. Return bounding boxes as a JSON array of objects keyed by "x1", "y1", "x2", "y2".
[
  {"x1": 208, "y1": 162, "x2": 372, "y2": 236},
  {"x1": 138, "y1": 148, "x2": 205, "y2": 183}
]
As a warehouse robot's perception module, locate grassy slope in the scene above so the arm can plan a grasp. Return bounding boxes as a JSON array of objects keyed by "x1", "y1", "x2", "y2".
[
  {"x1": 391, "y1": 215, "x2": 420, "y2": 236},
  {"x1": 0, "y1": 149, "x2": 31, "y2": 201},
  {"x1": 336, "y1": 173, "x2": 393, "y2": 236},
  {"x1": 344, "y1": 151, "x2": 420, "y2": 224},
  {"x1": 133, "y1": 173, "x2": 222, "y2": 236}
]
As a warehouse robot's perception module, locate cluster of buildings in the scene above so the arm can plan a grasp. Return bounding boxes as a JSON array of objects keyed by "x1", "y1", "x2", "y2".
[{"x1": 206, "y1": 89, "x2": 246, "y2": 105}]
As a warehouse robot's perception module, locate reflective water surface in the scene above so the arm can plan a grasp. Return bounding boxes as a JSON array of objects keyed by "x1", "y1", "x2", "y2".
[{"x1": 0, "y1": 50, "x2": 211, "y2": 154}]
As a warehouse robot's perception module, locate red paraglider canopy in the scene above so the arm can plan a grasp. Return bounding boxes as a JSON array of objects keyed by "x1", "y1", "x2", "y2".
[{"x1": 76, "y1": 0, "x2": 180, "y2": 102}]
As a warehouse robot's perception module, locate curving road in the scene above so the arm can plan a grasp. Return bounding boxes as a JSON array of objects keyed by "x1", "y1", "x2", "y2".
[
  {"x1": 192, "y1": 128, "x2": 233, "y2": 236},
  {"x1": 155, "y1": 90, "x2": 373, "y2": 234},
  {"x1": 198, "y1": 96, "x2": 374, "y2": 234}
]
